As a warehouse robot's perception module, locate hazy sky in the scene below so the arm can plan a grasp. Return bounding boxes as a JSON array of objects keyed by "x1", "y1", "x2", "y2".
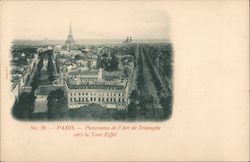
[{"x1": 4, "y1": 1, "x2": 170, "y2": 40}]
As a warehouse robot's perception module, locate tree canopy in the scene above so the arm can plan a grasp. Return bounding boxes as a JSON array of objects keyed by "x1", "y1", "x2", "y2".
[
  {"x1": 47, "y1": 89, "x2": 67, "y2": 120},
  {"x1": 160, "y1": 96, "x2": 172, "y2": 119},
  {"x1": 12, "y1": 92, "x2": 36, "y2": 119}
]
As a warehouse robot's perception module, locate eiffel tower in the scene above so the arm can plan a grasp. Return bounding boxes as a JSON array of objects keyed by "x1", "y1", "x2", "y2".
[{"x1": 63, "y1": 21, "x2": 77, "y2": 51}]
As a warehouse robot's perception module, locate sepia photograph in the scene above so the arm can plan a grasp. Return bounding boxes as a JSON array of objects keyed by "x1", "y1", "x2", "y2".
[{"x1": 9, "y1": 2, "x2": 173, "y2": 121}]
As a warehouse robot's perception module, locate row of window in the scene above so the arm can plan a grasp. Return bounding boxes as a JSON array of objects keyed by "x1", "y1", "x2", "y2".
[
  {"x1": 69, "y1": 97, "x2": 125, "y2": 103},
  {"x1": 79, "y1": 78, "x2": 97, "y2": 82},
  {"x1": 68, "y1": 85, "x2": 124, "y2": 90},
  {"x1": 70, "y1": 92, "x2": 124, "y2": 97}
]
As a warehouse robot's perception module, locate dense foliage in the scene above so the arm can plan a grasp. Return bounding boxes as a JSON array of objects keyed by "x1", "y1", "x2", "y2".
[
  {"x1": 47, "y1": 89, "x2": 67, "y2": 119},
  {"x1": 137, "y1": 52, "x2": 145, "y2": 93},
  {"x1": 12, "y1": 92, "x2": 36, "y2": 120},
  {"x1": 30, "y1": 56, "x2": 43, "y2": 92}
]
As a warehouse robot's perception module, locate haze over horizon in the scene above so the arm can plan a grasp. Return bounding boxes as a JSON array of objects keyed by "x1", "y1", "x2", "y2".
[{"x1": 3, "y1": 1, "x2": 170, "y2": 40}]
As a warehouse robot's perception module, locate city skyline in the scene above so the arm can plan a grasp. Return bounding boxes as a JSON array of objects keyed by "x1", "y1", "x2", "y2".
[{"x1": 3, "y1": 1, "x2": 170, "y2": 40}]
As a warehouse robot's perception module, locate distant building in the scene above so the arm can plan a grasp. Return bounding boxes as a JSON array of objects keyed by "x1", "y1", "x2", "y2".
[
  {"x1": 62, "y1": 21, "x2": 77, "y2": 51},
  {"x1": 129, "y1": 36, "x2": 132, "y2": 42},
  {"x1": 123, "y1": 36, "x2": 133, "y2": 44}
]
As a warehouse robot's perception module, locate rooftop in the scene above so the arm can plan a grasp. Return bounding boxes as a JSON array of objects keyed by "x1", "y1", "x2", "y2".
[
  {"x1": 66, "y1": 79, "x2": 126, "y2": 90},
  {"x1": 69, "y1": 69, "x2": 99, "y2": 76},
  {"x1": 67, "y1": 83, "x2": 125, "y2": 90}
]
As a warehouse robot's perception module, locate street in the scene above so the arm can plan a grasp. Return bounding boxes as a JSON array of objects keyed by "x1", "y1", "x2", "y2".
[{"x1": 136, "y1": 44, "x2": 163, "y2": 119}]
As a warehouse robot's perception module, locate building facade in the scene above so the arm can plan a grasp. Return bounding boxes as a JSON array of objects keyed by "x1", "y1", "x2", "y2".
[
  {"x1": 65, "y1": 68, "x2": 129, "y2": 109},
  {"x1": 66, "y1": 83, "x2": 128, "y2": 109}
]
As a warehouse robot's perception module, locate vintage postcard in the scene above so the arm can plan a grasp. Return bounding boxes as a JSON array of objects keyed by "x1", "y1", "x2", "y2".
[{"x1": 0, "y1": 1, "x2": 249, "y2": 161}]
